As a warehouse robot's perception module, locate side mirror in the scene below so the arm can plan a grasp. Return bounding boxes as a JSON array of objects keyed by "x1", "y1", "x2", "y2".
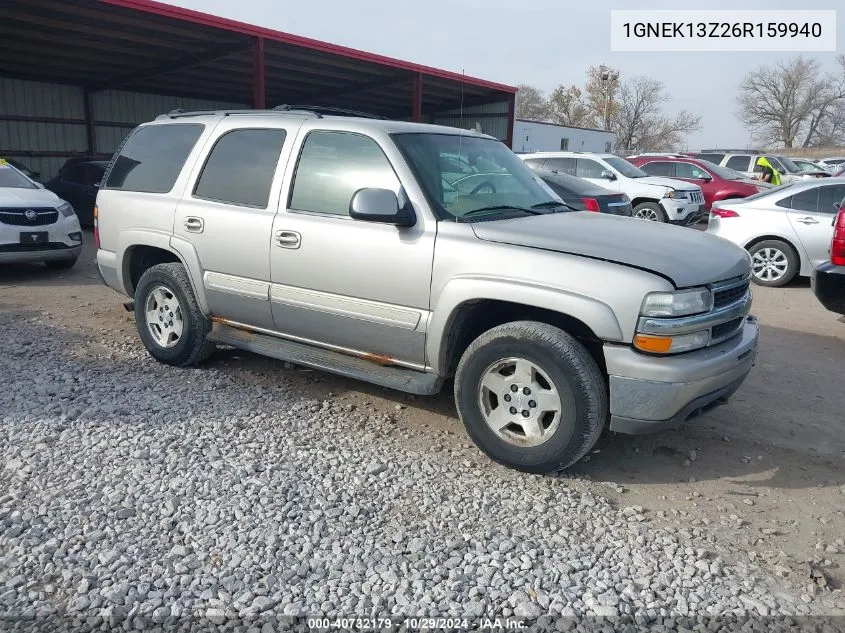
[
  {"x1": 349, "y1": 188, "x2": 415, "y2": 227},
  {"x1": 600, "y1": 170, "x2": 616, "y2": 181},
  {"x1": 700, "y1": 174, "x2": 713, "y2": 182}
]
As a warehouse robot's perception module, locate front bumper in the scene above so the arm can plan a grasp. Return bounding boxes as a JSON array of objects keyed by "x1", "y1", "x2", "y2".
[
  {"x1": 0, "y1": 215, "x2": 83, "y2": 263},
  {"x1": 605, "y1": 315, "x2": 759, "y2": 434},
  {"x1": 661, "y1": 199, "x2": 702, "y2": 223},
  {"x1": 811, "y1": 262, "x2": 845, "y2": 316}
]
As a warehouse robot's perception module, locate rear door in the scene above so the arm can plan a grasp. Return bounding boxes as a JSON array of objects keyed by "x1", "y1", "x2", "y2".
[
  {"x1": 786, "y1": 185, "x2": 845, "y2": 268},
  {"x1": 173, "y1": 120, "x2": 300, "y2": 330}
]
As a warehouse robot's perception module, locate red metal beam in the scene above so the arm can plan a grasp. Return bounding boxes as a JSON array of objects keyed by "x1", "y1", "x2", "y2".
[
  {"x1": 252, "y1": 37, "x2": 266, "y2": 109},
  {"x1": 411, "y1": 73, "x2": 422, "y2": 122},
  {"x1": 98, "y1": 0, "x2": 517, "y2": 94},
  {"x1": 505, "y1": 92, "x2": 516, "y2": 149}
]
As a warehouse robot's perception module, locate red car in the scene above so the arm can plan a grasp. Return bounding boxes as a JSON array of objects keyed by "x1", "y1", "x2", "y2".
[{"x1": 627, "y1": 156, "x2": 765, "y2": 211}]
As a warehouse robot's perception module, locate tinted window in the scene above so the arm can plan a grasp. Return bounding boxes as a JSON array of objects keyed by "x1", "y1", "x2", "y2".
[
  {"x1": 696, "y1": 153, "x2": 725, "y2": 164},
  {"x1": 725, "y1": 155, "x2": 751, "y2": 171},
  {"x1": 290, "y1": 131, "x2": 399, "y2": 216},
  {"x1": 790, "y1": 188, "x2": 819, "y2": 213},
  {"x1": 194, "y1": 129, "x2": 286, "y2": 208},
  {"x1": 674, "y1": 162, "x2": 711, "y2": 179},
  {"x1": 818, "y1": 186, "x2": 845, "y2": 214},
  {"x1": 83, "y1": 163, "x2": 106, "y2": 187},
  {"x1": 105, "y1": 124, "x2": 203, "y2": 193},
  {"x1": 62, "y1": 164, "x2": 85, "y2": 184},
  {"x1": 641, "y1": 162, "x2": 675, "y2": 177},
  {"x1": 544, "y1": 157, "x2": 575, "y2": 175},
  {"x1": 575, "y1": 159, "x2": 606, "y2": 179}
]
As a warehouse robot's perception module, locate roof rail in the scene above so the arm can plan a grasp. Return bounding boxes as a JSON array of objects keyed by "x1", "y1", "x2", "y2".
[{"x1": 272, "y1": 104, "x2": 388, "y2": 119}]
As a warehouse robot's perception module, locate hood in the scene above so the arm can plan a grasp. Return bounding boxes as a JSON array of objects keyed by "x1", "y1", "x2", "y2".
[
  {"x1": 635, "y1": 176, "x2": 699, "y2": 191},
  {"x1": 471, "y1": 212, "x2": 750, "y2": 288},
  {"x1": 0, "y1": 186, "x2": 63, "y2": 207}
]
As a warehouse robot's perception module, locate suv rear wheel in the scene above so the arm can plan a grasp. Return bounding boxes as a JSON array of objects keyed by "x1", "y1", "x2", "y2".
[
  {"x1": 134, "y1": 262, "x2": 215, "y2": 366},
  {"x1": 454, "y1": 321, "x2": 607, "y2": 473}
]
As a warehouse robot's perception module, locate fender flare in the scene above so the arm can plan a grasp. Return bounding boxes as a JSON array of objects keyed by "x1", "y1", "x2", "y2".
[{"x1": 427, "y1": 277, "x2": 624, "y2": 374}]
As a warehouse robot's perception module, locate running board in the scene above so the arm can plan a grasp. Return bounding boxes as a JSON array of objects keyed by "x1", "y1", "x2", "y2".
[{"x1": 207, "y1": 322, "x2": 442, "y2": 395}]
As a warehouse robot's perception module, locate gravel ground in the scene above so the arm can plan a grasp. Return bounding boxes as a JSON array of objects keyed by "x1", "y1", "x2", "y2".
[{"x1": 3, "y1": 310, "x2": 844, "y2": 632}]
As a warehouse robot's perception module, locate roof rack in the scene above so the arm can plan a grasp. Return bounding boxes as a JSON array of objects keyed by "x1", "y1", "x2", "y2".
[
  {"x1": 157, "y1": 105, "x2": 389, "y2": 121},
  {"x1": 272, "y1": 104, "x2": 388, "y2": 119}
]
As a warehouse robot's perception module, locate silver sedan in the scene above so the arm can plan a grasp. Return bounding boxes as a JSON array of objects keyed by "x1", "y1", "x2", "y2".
[{"x1": 706, "y1": 178, "x2": 845, "y2": 287}]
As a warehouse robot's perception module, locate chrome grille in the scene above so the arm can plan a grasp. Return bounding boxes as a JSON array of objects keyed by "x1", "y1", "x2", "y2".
[{"x1": 0, "y1": 208, "x2": 59, "y2": 226}]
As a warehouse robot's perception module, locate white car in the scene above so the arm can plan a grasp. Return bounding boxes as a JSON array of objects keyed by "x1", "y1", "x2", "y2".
[
  {"x1": 816, "y1": 157, "x2": 845, "y2": 173},
  {"x1": 707, "y1": 178, "x2": 845, "y2": 287},
  {"x1": 521, "y1": 152, "x2": 705, "y2": 224},
  {"x1": 0, "y1": 159, "x2": 83, "y2": 269}
]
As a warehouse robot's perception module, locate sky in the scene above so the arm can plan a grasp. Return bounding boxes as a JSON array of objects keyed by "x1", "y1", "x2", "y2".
[{"x1": 167, "y1": 0, "x2": 844, "y2": 149}]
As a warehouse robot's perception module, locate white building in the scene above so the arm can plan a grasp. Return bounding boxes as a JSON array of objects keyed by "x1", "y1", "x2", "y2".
[{"x1": 513, "y1": 119, "x2": 615, "y2": 154}]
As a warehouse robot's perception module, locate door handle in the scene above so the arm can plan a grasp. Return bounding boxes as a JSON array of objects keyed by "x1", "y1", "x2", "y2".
[
  {"x1": 275, "y1": 230, "x2": 301, "y2": 249},
  {"x1": 184, "y1": 217, "x2": 204, "y2": 233},
  {"x1": 796, "y1": 217, "x2": 819, "y2": 225}
]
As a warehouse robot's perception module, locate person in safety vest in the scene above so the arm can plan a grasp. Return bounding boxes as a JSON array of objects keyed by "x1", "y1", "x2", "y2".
[{"x1": 756, "y1": 156, "x2": 781, "y2": 185}]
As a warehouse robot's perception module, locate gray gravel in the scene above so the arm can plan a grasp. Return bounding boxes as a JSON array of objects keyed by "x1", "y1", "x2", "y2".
[{"x1": 0, "y1": 314, "x2": 841, "y2": 630}]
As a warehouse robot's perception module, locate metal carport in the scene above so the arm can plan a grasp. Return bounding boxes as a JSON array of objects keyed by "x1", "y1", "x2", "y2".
[{"x1": 0, "y1": 0, "x2": 516, "y2": 179}]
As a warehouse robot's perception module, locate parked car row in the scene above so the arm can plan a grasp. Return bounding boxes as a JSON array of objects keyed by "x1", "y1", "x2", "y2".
[{"x1": 694, "y1": 150, "x2": 830, "y2": 184}]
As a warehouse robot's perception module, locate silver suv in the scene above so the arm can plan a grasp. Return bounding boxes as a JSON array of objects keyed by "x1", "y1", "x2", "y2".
[{"x1": 96, "y1": 109, "x2": 759, "y2": 473}]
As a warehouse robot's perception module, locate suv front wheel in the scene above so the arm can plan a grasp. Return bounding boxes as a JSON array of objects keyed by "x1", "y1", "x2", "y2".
[
  {"x1": 454, "y1": 321, "x2": 607, "y2": 473},
  {"x1": 134, "y1": 263, "x2": 215, "y2": 366}
]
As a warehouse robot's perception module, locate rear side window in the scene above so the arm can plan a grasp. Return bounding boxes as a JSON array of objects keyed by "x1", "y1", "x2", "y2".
[
  {"x1": 790, "y1": 188, "x2": 819, "y2": 213},
  {"x1": 697, "y1": 153, "x2": 725, "y2": 164},
  {"x1": 194, "y1": 129, "x2": 286, "y2": 208},
  {"x1": 543, "y1": 157, "x2": 575, "y2": 175},
  {"x1": 818, "y1": 185, "x2": 845, "y2": 214},
  {"x1": 105, "y1": 124, "x2": 203, "y2": 193},
  {"x1": 640, "y1": 161, "x2": 675, "y2": 177},
  {"x1": 725, "y1": 155, "x2": 751, "y2": 172},
  {"x1": 290, "y1": 131, "x2": 399, "y2": 216}
]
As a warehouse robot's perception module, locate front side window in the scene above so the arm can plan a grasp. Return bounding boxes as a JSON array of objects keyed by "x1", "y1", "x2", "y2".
[
  {"x1": 83, "y1": 164, "x2": 106, "y2": 187},
  {"x1": 641, "y1": 161, "x2": 675, "y2": 177},
  {"x1": 674, "y1": 162, "x2": 710, "y2": 179},
  {"x1": 105, "y1": 123, "x2": 204, "y2": 193},
  {"x1": 817, "y1": 186, "x2": 845, "y2": 214},
  {"x1": 290, "y1": 131, "x2": 399, "y2": 216},
  {"x1": 575, "y1": 159, "x2": 606, "y2": 179},
  {"x1": 194, "y1": 129, "x2": 286, "y2": 208},
  {"x1": 62, "y1": 164, "x2": 86, "y2": 184},
  {"x1": 726, "y1": 155, "x2": 751, "y2": 172},
  {"x1": 392, "y1": 133, "x2": 562, "y2": 220}
]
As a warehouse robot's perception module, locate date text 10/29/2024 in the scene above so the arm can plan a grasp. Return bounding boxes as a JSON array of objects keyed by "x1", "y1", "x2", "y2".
[{"x1": 307, "y1": 617, "x2": 526, "y2": 630}]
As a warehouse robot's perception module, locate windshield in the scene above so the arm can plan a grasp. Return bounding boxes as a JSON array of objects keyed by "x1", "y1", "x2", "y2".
[
  {"x1": 792, "y1": 159, "x2": 821, "y2": 173},
  {"x1": 776, "y1": 156, "x2": 802, "y2": 173},
  {"x1": 0, "y1": 160, "x2": 38, "y2": 189},
  {"x1": 391, "y1": 133, "x2": 563, "y2": 220},
  {"x1": 604, "y1": 156, "x2": 648, "y2": 178},
  {"x1": 699, "y1": 160, "x2": 743, "y2": 180}
]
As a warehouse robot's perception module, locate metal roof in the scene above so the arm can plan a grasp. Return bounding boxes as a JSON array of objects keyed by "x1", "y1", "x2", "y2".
[{"x1": 0, "y1": 0, "x2": 515, "y2": 118}]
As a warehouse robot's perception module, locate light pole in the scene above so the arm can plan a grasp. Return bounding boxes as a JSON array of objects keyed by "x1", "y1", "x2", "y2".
[{"x1": 600, "y1": 67, "x2": 618, "y2": 131}]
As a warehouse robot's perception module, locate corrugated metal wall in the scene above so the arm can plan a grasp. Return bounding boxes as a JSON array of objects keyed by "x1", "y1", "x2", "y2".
[
  {"x1": 0, "y1": 77, "x2": 247, "y2": 180},
  {"x1": 91, "y1": 90, "x2": 246, "y2": 154},
  {"x1": 428, "y1": 100, "x2": 510, "y2": 140},
  {"x1": 0, "y1": 77, "x2": 88, "y2": 179}
]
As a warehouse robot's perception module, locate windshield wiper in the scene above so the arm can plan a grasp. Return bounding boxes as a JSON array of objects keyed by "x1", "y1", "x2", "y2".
[
  {"x1": 460, "y1": 205, "x2": 545, "y2": 218},
  {"x1": 531, "y1": 200, "x2": 575, "y2": 211}
]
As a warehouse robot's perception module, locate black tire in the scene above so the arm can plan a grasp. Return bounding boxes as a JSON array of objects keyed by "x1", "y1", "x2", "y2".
[
  {"x1": 45, "y1": 257, "x2": 77, "y2": 270},
  {"x1": 747, "y1": 239, "x2": 799, "y2": 287},
  {"x1": 454, "y1": 321, "x2": 607, "y2": 474},
  {"x1": 134, "y1": 262, "x2": 215, "y2": 366},
  {"x1": 633, "y1": 201, "x2": 667, "y2": 223}
]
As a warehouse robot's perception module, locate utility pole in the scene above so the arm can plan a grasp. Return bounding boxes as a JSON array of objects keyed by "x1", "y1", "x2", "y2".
[{"x1": 600, "y1": 66, "x2": 619, "y2": 132}]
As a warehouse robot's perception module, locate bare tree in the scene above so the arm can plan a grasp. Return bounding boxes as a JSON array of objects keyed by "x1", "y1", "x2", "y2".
[
  {"x1": 613, "y1": 76, "x2": 701, "y2": 152},
  {"x1": 547, "y1": 85, "x2": 593, "y2": 127},
  {"x1": 736, "y1": 56, "x2": 844, "y2": 148},
  {"x1": 515, "y1": 84, "x2": 551, "y2": 122}
]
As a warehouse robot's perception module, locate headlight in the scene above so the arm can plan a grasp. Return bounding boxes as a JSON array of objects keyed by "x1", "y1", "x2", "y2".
[
  {"x1": 664, "y1": 189, "x2": 687, "y2": 199},
  {"x1": 634, "y1": 330, "x2": 710, "y2": 354},
  {"x1": 641, "y1": 288, "x2": 712, "y2": 317},
  {"x1": 57, "y1": 202, "x2": 75, "y2": 217}
]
